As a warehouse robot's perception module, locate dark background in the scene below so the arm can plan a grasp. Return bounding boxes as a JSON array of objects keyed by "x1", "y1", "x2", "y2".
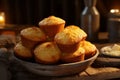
[{"x1": 0, "y1": 0, "x2": 120, "y2": 32}]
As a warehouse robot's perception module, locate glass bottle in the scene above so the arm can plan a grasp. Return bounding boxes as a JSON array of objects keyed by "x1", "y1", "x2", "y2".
[{"x1": 81, "y1": 0, "x2": 100, "y2": 42}]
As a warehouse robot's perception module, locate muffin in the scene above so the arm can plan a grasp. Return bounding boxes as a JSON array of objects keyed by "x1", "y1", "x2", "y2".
[
  {"x1": 20, "y1": 27, "x2": 46, "y2": 49},
  {"x1": 34, "y1": 42, "x2": 61, "y2": 64},
  {"x1": 60, "y1": 46, "x2": 85, "y2": 63},
  {"x1": 55, "y1": 25, "x2": 87, "y2": 53},
  {"x1": 79, "y1": 41, "x2": 97, "y2": 59},
  {"x1": 14, "y1": 42, "x2": 33, "y2": 59},
  {"x1": 39, "y1": 16, "x2": 65, "y2": 41}
]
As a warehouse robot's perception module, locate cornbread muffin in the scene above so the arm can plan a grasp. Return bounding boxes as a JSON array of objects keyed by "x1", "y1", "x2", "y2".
[
  {"x1": 80, "y1": 41, "x2": 97, "y2": 59},
  {"x1": 55, "y1": 25, "x2": 87, "y2": 53},
  {"x1": 34, "y1": 42, "x2": 61, "y2": 64},
  {"x1": 14, "y1": 42, "x2": 33, "y2": 59},
  {"x1": 60, "y1": 47, "x2": 85, "y2": 63},
  {"x1": 39, "y1": 16, "x2": 65, "y2": 41},
  {"x1": 20, "y1": 27, "x2": 46, "y2": 49}
]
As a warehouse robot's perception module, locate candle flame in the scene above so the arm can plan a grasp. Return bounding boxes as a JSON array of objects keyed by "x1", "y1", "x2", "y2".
[
  {"x1": 110, "y1": 9, "x2": 119, "y2": 13},
  {"x1": 0, "y1": 12, "x2": 5, "y2": 27},
  {"x1": 0, "y1": 16, "x2": 4, "y2": 21}
]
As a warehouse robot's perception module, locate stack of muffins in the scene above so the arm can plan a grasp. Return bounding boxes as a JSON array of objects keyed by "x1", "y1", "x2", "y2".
[{"x1": 14, "y1": 16, "x2": 97, "y2": 64}]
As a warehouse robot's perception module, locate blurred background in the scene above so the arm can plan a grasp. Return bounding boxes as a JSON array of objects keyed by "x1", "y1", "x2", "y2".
[{"x1": 0, "y1": 0, "x2": 120, "y2": 32}]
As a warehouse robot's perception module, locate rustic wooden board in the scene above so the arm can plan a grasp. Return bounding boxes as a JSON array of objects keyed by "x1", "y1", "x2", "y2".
[
  {"x1": 93, "y1": 55, "x2": 120, "y2": 67},
  {"x1": 53, "y1": 67, "x2": 120, "y2": 80},
  {"x1": 94, "y1": 43, "x2": 120, "y2": 67}
]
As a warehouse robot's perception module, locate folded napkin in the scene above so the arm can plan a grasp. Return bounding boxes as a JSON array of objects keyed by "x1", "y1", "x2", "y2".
[
  {"x1": 0, "y1": 48, "x2": 11, "y2": 80},
  {"x1": 0, "y1": 35, "x2": 16, "y2": 80},
  {"x1": 0, "y1": 35, "x2": 16, "y2": 48}
]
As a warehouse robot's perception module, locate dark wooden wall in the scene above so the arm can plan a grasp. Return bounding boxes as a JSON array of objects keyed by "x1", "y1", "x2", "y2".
[
  {"x1": 0, "y1": 0, "x2": 120, "y2": 31},
  {"x1": 0, "y1": 0, "x2": 83, "y2": 26}
]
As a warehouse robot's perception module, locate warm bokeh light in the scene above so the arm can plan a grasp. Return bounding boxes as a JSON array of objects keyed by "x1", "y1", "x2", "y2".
[
  {"x1": 0, "y1": 12, "x2": 5, "y2": 25},
  {"x1": 0, "y1": 16, "x2": 4, "y2": 21},
  {"x1": 110, "y1": 9, "x2": 119, "y2": 13}
]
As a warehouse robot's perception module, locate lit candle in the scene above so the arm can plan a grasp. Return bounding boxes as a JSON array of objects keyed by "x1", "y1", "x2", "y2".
[
  {"x1": 110, "y1": 9, "x2": 119, "y2": 13},
  {"x1": 0, "y1": 12, "x2": 5, "y2": 25},
  {"x1": 107, "y1": 9, "x2": 120, "y2": 42},
  {"x1": 109, "y1": 9, "x2": 120, "y2": 18}
]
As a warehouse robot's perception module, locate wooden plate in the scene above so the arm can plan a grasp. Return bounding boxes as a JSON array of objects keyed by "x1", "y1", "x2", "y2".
[{"x1": 101, "y1": 45, "x2": 120, "y2": 58}]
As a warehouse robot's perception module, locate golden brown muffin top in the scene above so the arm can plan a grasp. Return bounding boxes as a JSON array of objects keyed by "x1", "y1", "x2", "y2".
[
  {"x1": 62, "y1": 47, "x2": 85, "y2": 57},
  {"x1": 39, "y1": 16, "x2": 65, "y2": 25},
  {"x1": 20, "y1": 27, "x2": 46, "y2": 41},
  {"x1": 55, "y1": 25, "x2": 87, "y2": 45},
  {"x1": 79, "y1": 41, "x2": 96, "y2": 54},
  {"x1": 14, "y1": 42, "x2": 32, "y2": 58},
  {"x1": 34, "y1": 42, "x2": 61, "y2": 63},
  {"x1": 60, "y1": 46, "x2": 85, "y2": 63}
]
